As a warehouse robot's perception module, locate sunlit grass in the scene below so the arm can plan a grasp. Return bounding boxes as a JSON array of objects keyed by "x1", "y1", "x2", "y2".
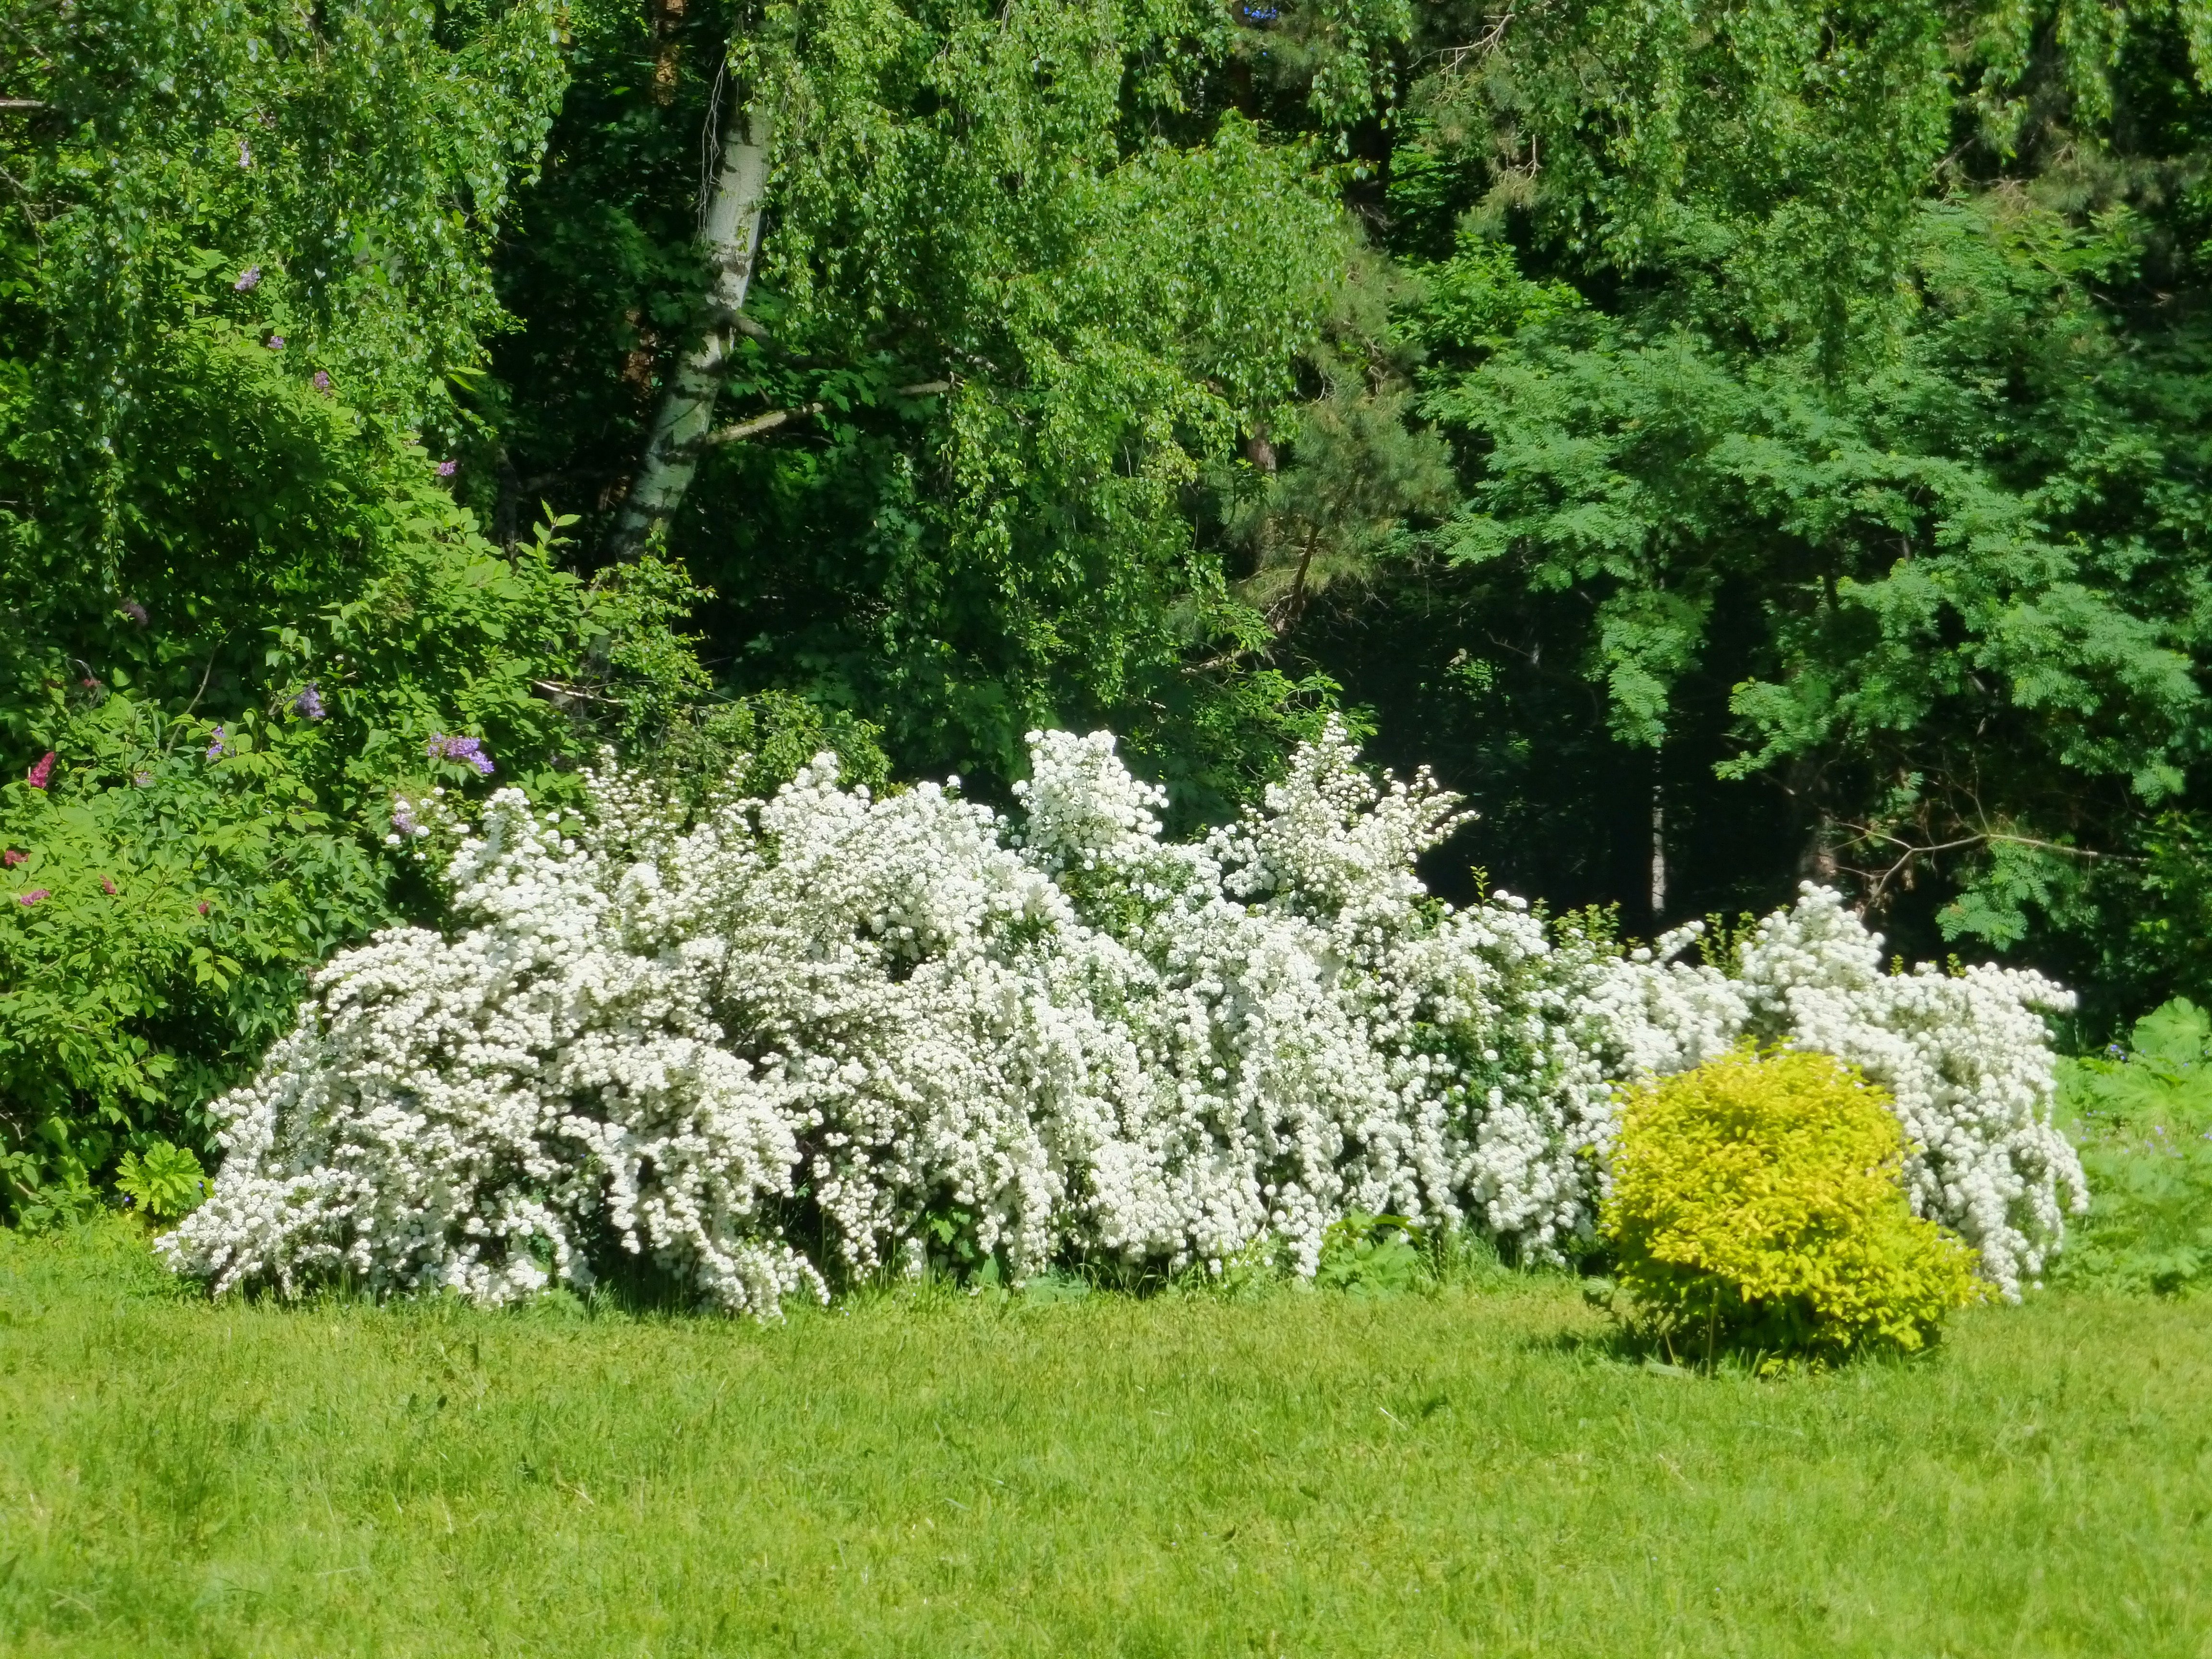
[{"x1": 3, "y1": 1221, "x2": 2208, "y2": 1657}]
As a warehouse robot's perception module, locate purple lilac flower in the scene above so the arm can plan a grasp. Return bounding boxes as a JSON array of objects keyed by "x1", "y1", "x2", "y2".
[
  {"x1": 313, "y1": 370, "x2": 332, "y2": 394},
  {"x1": 120, "y1": 598, "x2": 149, "y2": 625},
  {"x1": 392, "y1": 801, "x2": 417, "y2": 836},
  {"x1": 293, "y1": 683, "x2": 326, "y2": 721},
  {"x1": 132, "y1": 769, "x2": 153, "y2": 788},
  {"x1": 205, "y1": 726, "x2": 228, "y2": 760},
  {"x1": 234, "y1": 265, "x2": 262, "y2": 293},
  {"x1": 435, "y1": 458, "x2": 457, "y2": 478},
  {"x1": 265, "y1": 335, "x2": 285, "y2": 350},
  {"x1": 25, "y1": 752, "x2": 54, "y2": 789},
  {"x1": 17, "y1": 890, "x2": 48, "y2": 906},
  {"x1": 426, "y1": 733, "x2": 495, "y2": 776}
]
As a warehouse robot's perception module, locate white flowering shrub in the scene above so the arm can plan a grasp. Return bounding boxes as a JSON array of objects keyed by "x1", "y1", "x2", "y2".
[{"x1": 159, "y1": 726, "x2": 2086, "y2": 1313}]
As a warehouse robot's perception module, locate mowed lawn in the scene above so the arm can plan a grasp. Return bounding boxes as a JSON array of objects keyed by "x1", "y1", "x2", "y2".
[{"x1": 2, "y1": 1226, "x2": 2209, "y2": 1659}]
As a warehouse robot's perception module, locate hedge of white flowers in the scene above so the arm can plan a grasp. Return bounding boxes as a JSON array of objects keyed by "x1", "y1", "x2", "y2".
[{"x1": 159, "y1": 725, "x2": 2087, "y2": 1312}]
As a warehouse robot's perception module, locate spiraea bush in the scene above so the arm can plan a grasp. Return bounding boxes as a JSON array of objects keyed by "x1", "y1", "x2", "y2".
[
  {"x1": 1602, "y1": 1048, "x2": 1985, "y2": 1365},
  {"x1": 159, "y1": 726, "x2": 2084, "y2": 1315}
]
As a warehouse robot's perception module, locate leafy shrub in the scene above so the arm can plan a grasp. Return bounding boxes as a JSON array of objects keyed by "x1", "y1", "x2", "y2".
[
  {"x1": 160, "y1": 727, "x2": 2081, "y2": 1315},
  {"x1": 2052, "y1": 999, "x2": 2212, "y2": 1297},
  {"x1": 0, "y1": 699, "x2": 386, "y2": 1219},
  {"x1": 1314, "y1": 1214, "x2": 1432, "y2": 1298},
  {"x1": 114, "y1": 1142, "x2": 209, "y2": 1221},
  {"x1": 641, "y1": 692, "x2": 890, "y2": 812},
  {"x1": 1590, "y1": 890, "x2": 2086, "y2": 1298},
  {"x1": 0, "y1": 511, "x2": 713, "y2": 1223},
  {"x1": 0, "y1": 0, "x2": 702, "y2": 1224},
  {"x1": 1602, "y1": 1049, "x2": 1985, "y2": 1366}
]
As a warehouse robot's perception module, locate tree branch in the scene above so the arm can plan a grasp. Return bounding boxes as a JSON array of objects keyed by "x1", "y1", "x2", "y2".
[
  {"x1": 1833, "y1": 818, "x2": 2143, "y2": 908},
  {"x1": 1438, "y1": 12, "x2": 1515, "y2": 72},
  {"x1": 701, "y1": 381, "x2": 952, "y2": 446},
  {"x1": 706, "y1": 402, "x2": 816, "y2": 445},
  {"x1": 531, "y1": 680, "x2": 630, "y2": 708}
]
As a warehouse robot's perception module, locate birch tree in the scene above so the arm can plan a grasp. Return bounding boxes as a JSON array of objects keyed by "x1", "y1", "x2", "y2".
[{"x1": 606, "y1": 82, "x2": 776, "y2": 559}]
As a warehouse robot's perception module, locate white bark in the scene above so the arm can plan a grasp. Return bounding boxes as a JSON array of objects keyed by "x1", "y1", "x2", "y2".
[{"x1": 606, "y1": 96, "x2": 774, "y2": 559}]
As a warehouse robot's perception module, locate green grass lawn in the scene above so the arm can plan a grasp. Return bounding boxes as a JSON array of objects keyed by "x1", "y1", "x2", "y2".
[{"x1": 2, "y1": 1224, "x2": 2209, "y2": 1658}]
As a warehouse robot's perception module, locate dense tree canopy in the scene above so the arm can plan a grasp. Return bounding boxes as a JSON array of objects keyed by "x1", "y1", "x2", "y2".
[
  {"x1": 1326, "y1": 0, "x2": 2212, "y2": 1026},
  {"x1": 4, "y1": 0, "x2": 2212, "y2": 1213}
]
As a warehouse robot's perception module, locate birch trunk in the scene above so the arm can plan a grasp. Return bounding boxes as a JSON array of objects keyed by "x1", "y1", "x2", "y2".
[{"x1": 605, "y1": 96, "x2": 773, "y2": 559}]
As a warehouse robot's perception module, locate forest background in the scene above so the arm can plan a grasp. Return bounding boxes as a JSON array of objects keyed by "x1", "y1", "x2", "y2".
[{"x1": 3, "y1": 0, "x2": 2211, "y2": 1217}]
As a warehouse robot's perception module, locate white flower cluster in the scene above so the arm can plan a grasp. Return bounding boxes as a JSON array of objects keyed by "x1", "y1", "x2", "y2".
[{"x1": 159, "y1": 725, "x2": 2085, "y2": 1312}]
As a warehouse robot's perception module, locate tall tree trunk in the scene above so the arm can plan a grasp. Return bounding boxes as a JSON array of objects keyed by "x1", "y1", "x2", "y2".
[
  {"x1": 605, "y1": 92, "x2": 773, "y2": 560},
  {"x1": 1648, "y1": 762, "x2": 1668, "y2": 926}
]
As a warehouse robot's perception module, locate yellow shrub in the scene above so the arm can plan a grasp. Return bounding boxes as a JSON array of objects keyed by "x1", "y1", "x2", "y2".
[{"x1": 1602, "y1": 1048, "x2": 1984, "y2": 1365}]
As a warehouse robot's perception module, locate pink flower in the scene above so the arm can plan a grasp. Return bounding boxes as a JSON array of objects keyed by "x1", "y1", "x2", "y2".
[
  {"x1": 25, "y1": 752, "x2": 54, "y2": 789},
  {"x1": 2, "y1": 850, "x2": 22, "y2": 867},
  {"x1": 197, "y1": 901, "x2": 209, "y2": 915},
  {"x1": 17, "y1": 890, "x2": 48, "y2": 906},
  {"x1": 101, "y1": 877, "x2": 118, "y2": 896}
]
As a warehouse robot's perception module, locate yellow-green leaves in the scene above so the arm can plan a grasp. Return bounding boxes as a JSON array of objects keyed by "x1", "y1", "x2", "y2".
[{"x1": 1603, "y1": 1047, "x2": 1984, "y2": 1365}]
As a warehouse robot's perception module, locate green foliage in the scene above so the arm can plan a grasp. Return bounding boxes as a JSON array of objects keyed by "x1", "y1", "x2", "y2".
[
  {"x1": 1424, "y1": 199, "x2": 2208, "y2": 776},
  {"x1": 1408, "y1": 0, "x2": 1954, "y2": 356},
  {"x1": 2, "y1": 0, "x2": 571, "y2": 528},
  {"x1": 492, "y1": 0, "x2": 1366, "y2": 793},
  {"x1": 1603, "y1": 1048, "x2": 1984, "y2": 1365},
  {"x1": 13, "y1": 0, "x2": 2212, "y2": 1233},
  {"x1": 644, "y1": 690, "x2": 890, "y2": 809},
  {"x1": 2054, "y1": 998, "x2": 2212, "y2": 1296},
  {"x1": 1275, "y1": 0, "x2": 2212, "y2": 986},
  {"x1": 1220, "y1": 254, "x2": 1456, "y2": 635},
  {"x1": 0, "y1": 697, "x2": 383, "y2": 1215},
  {"x1": 0, "y1": 485, "x2": 713, "y2": 1223},
  {"x1": 0, "y1": 3, "x2": 718, "y2": 1220},
  {"x1": 1336, "y1": 186, "x2": 2212, "y2": 981},
  {"x1": 113, "y1": 1141, "x2": 209, "y2": 1221},
  {"x1": 1313, "y1": 1211, "x2": 1432, "y2": 1296}
]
